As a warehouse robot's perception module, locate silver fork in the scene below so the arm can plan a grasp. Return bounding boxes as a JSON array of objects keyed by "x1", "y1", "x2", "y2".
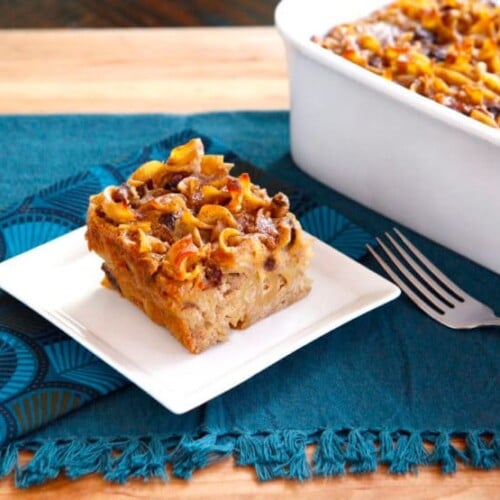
[{"x1": 366, "y1": 228, "x2": 500, "y2": 329}]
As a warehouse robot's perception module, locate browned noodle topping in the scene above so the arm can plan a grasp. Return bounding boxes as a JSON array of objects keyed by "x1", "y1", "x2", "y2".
[
  {"x1": 89, "y1": 138, "x2": 304, "y2": 282},
  {"x1": 313, "y1": 0, "x2": 500, "y2": 128}
]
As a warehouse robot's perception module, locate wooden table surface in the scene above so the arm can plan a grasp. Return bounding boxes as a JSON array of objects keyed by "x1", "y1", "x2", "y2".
[
  {"x1": 0, "y1": 27, "x2": 287, "y2": 113},
  {"x1": 0, "y1": 27, "x2": 498, "y2": 499},
  {"x1": 0, "y1": 0, "x2": 278, "y2": 28}
]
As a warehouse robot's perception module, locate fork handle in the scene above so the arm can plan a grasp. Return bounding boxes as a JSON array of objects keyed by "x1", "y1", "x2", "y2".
[{"x1": 481, "y1": 316, "x2": 500, "y2": 328}]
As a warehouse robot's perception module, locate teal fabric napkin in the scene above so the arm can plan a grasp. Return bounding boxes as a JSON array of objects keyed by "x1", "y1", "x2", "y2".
[{"x1": 0, "y1": 112, "x2": 498, "y2": 488}]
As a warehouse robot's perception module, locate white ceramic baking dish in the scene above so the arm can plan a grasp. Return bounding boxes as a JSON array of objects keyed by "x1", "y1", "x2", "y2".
[{"x1": 275, "y1": 0, "x2": 500, "y2": 274}]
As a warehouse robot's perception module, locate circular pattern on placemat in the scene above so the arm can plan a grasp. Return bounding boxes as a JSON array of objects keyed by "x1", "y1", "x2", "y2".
[
  {"x1": 4, "y1": 387, "x2": 92, "y2": 438},
  {"x1": 0, "y1": 213, "x2": 76, "y2": 260},
  {"x1": 35, "y1": 170, "x2": 104, "y2": 220},
  {"x1": 299, "y1": 205, "x2": 371, "y2": 260},
  {"x1": 0, "y1": 412, "x2": 6, "y2": 444},
  {"x1": 0, "y1": 406, "x2": 17, "y2": 444},
  {"x1": 0, "y1": 331, "x2": 38, "y2": 404}
]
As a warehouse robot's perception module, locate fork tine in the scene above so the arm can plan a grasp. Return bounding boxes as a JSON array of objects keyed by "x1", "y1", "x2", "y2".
[
  {"x1": 366, "y1": 244, "x2": 445, "y2": 323},
  {"x1": 384, "y1": 231, "x2": 459, "y2": 305},
  {"x1": 393, "y1": 228, "x2": 466, "y2": 300},
  {"x1": 375, "y1": 237, "x2": 450, "y2": 312}
]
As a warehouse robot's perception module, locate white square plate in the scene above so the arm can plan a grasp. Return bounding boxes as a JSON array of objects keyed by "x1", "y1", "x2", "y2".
[{"x1": 0, "y1": 227, "x2": 399, "y2": 414}]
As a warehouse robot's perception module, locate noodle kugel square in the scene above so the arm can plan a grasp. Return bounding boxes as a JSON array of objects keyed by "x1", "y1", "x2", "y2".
[{"x1": 86, "y1": 138, "x2": 312, "y2": 353}]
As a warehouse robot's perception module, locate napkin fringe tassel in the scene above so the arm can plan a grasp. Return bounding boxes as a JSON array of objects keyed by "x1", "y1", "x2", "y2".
[{"x1": 0, "y1": 429, "x2": 498, "y2": 487}]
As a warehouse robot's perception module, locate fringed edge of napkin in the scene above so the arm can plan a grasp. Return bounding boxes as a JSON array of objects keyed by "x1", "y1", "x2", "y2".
[{"x1": 0, "y1": 428, "x2": 498, "y2": 487}]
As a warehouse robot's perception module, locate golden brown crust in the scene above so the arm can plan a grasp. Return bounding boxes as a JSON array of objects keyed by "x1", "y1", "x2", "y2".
[
  {"x1": 86, "y1": 138, "x2": 312, "y2": 353},
  {"x1": 313, "y1": 0, "x2": 500, "y2": 128}
]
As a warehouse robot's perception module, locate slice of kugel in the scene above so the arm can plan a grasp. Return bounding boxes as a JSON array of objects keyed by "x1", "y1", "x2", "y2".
[{"x1": 86, "y1": 138, "x2": 312, "y2": 353}]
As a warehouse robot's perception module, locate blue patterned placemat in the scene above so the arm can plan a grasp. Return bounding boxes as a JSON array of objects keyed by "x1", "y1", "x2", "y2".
[
  {"x1": 0, "y1": 112, "x2": 498, "y2": 488},
  {"x1": 0, "y1": 130, "x2": 371, "y2": 447}
]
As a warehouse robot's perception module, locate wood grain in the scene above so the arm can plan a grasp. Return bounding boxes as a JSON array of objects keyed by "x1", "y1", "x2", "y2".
[
  {"x1": 0, "y1": 26, "x2": 498, "y2": 498},
  {"x1": 0, "y1": 0, "x2": 278, "y2": 28},
  {"x1": 0, "y1": 27, "x2": 288, "y2": 113}
]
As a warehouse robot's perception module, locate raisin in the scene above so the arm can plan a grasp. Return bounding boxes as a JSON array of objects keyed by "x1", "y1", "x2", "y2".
[
  {"x1": 101, "y1": 263, "x2": 121, "y2": 293},
  {"x1": 111, "y1": 184, "x2": 130, "y2": 204},
  {"x1": 413, "y1": 26, "x2": 435, "y2": 43},
  {"x1": 204, "y1": 263, "x2": 222, "y2": 287},
  {"x1": 428, "y1": 47, "x2": 447, "y2": 62},
  {"x1": 264, "y1": 256, "x2": 276, "y2": 271},
  {"x1": 369, "y1": 56, "x2": 383, "y2": 69},
  {"x1": 164, "y1": 173, "x2": 187, "y2": 192},
  {"x1": 488, "y1": 105, "x2": 500, "y2": 118},
  {"x1": 159, "y1": 212, "x2": 179, "y2": 230},
  {"x1": 135, "y1": 183, "x2": 147, "y2": 198}
]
